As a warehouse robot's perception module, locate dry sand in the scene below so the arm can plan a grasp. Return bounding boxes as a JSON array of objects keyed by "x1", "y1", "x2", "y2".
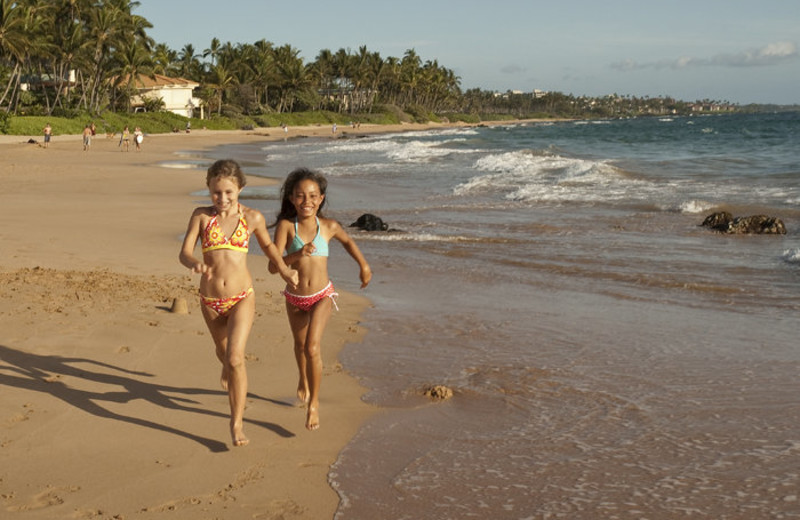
[{"x1": 0, "y1": 122, "x2": 450, "y2": 519}]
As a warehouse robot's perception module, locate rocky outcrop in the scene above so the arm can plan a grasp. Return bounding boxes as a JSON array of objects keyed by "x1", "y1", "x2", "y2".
[
  {"x1": 349, "y1": 213, "x2": 394, "y2": 231},
  {"x1": 701, "y1": 212, "x2": 786, "y2": 235},
  {"x1": 349, "y1": 213, "x2": 388, "y2": 231}
]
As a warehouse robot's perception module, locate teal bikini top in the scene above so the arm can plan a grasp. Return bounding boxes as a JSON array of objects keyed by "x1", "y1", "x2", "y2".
[{"x1": 287, "y1": 217, "x2": 329, "y2": 257}]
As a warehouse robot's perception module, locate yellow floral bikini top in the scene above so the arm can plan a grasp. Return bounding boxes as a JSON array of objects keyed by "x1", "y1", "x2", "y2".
[{"x1": 201, "y1": 205, "x2": 250, "y2": 253}]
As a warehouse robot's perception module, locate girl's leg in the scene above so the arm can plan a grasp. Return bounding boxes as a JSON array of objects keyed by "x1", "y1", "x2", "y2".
[
  {"x1": 302, "y1": 298, "x2": 333, "y2": 430},
  {"x1": 224, "y1": 295, "x2": 255, "y2": 446},
  {"x1": 201, "y1": 296, "x2": 255, "y2": 446},
  {"x1": 286, "y1": 302, "x2": 310, "y2": 403},
  {"x1": 201, "y1": 305, "x2": 230, "y2": 390}
]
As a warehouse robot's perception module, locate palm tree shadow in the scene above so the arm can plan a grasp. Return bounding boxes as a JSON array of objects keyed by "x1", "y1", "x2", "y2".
[{"x1": 0, "y1": 344, "x2": 294, "y2": 452}]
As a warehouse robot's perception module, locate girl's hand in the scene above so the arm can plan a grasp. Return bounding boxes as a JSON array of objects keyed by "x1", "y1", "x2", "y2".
[
  {"x1": 282, "y1": 268, "x2": 300, "y2": 290},
  {"x1": 301, "y1": 243, "x2": 317, "y2": 256},
  {"x1": 191, "y1": 262, "x2": 210, "y2": 275},
  {"x1": 359, "y1": 265, "x2": 372, "y2": 288}
]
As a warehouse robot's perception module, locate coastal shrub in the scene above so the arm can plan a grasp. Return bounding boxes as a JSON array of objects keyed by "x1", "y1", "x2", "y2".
[
  {"x1": 252, "y1": 111, "x2": 347, "y2": 129},
  {"x1": 6, "y1": 115, "x2": 82, "y2": 136},
  {"x1": 51, "y1": 107, "x2": 84, "y2": 119},
  {"x1": 352, "y1": 110, "x2": 401, "y2": 125},
  {"x1": 440, "y1": 112, "x2": 481, "y2": 124},
  {"x1": 377, "y1": 104, "x2": 410, "y2": 123},
  {"x1": 405, "y1": 104, "x2": 434, "y2": 123},
  {"x1": 0, "y1": 105, "x2": 463, "y2": 137},
  {"x1": 524, "y1": 112, "x2": 556, "y2": 120},
  {"x1": 477, "y1": 113, "x2": 518, "y2": 122},
  {"x1": 141, "y1": 96, "x2": 166, "y2": 113}
]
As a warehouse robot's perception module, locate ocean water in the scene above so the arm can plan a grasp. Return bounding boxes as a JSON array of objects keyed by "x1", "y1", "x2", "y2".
[{"x1": 206, "y1": 113, "x2": 800, "y2": 519}]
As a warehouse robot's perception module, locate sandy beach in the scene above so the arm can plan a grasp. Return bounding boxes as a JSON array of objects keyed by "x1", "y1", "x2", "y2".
[{"x1": 0, "y1": 122, "x2": 443, "y2": 519}]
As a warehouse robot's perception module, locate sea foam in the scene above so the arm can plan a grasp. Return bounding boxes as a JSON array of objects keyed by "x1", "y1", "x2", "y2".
[
  {"x1": 782, "y1": 249, "x2": 800, "y2": 264},
  {"x1": 455, "y1": 150, "x2": 634, "y2": 203}
]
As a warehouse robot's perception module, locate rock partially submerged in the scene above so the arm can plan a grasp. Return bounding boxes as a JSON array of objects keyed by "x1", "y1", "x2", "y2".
[
  {"x1": 349, "y1": 213, "x2": 389, "y2": 231},
  {"x1": 701, "y1": 212, "x2": 786, "y2": 235}
]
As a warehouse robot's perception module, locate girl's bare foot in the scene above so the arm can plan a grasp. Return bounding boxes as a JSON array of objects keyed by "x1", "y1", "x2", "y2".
[
  {"x1": 306, "y1": 405, "x2": 320, "y2": 431},
  {"x1": 231, "y1": 421, "x2": 249, "y2": 447}
]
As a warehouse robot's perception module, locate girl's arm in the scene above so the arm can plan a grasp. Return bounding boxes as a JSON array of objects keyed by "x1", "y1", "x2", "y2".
[
  {"x1": 179, "y1": 209, "x2": 208, "y2": 274},
  {"x1": 251, "y1": 212, "x2": 299, "y2": 287},
  {"x1": 330, "y1": 221, "x2": 372, "y2": 288},
  {"x1": 267, "y1": 219, "x2": 308, "y2": 273}
]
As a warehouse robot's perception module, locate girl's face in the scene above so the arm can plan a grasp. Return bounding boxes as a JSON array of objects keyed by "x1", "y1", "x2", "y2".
[
  {"x1": 289, "y1": 179, "x2": 324, "y2": 218},
  {"x1": 208, "y1": 176, "x2": 242, "y2": 213}
]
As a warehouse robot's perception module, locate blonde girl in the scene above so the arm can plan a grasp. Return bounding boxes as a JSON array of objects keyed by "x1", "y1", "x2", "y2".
[{"x1": 180, "y1": 159, "x2": 298, "y2": 446}]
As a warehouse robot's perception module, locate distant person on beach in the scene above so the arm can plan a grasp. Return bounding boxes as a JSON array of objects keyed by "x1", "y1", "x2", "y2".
[
  {"x1": 82, "y1": 125, "x2": 92, "y2": 151},
  {"x1": 269, "y1": 167, "x2": 372, "y2": 430},
  {"x1": 179, "y1": 159, "x2": 299, "y2": 447},
  {"x1": 133, "y1": 126, "x2": 143, "y2": 151},
  {"x1": 120, "y1": 126, "x2": 130, "y2": 151},
  {"x1": 42, "y1": 123, "x2": 51, "y2": 148}
]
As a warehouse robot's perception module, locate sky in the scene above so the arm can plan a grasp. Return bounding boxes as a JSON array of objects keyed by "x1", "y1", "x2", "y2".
[{"x1": 135, "y1": 0, "x2": 800, "y2": 105}]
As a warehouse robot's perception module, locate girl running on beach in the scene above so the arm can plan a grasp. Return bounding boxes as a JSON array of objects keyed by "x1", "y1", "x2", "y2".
[
  {"x1": 269, "y1": 167, "x2": 371, "y2": 431},
  {"x1": 180, "y1": 159, "x2": 298, "y2": 447}
]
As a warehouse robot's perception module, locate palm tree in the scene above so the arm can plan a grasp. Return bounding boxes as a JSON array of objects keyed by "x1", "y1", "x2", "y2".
[
  {"x1": 203, "y1": 37, "x2": 220, "y2": 67},
  {"x1": 309, "y1": 48, "x2": 336, "y2": 110},
  {"x1": 111, "y1": 38, "x2": 155, "y2": 112},
  {"x1": 152, "y1": 43, "x2": 177, "y2": 76},
  {"x1": 0, "y1": 0, "x2": 33, "y2": 110},
  {"x1": 248, "y1": 39, "x2": 276, "y2": 110},
  {"x1": 273, "y1": 44, "x2": 307, "y2": 113},
  {"x1": 206, "y1": 62, "x2": 234, "y2": 115},
  {"x1": 178, "y1": 44, "x2": 201, "y2": 79},
  {"x1": 400, "y1": 48, "x2": 421, "y2": 107}
]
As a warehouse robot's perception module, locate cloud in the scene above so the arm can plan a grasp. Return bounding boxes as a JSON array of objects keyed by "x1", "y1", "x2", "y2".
[
  {"x1": 710, "y1": 41, "x2": 798, "y2": 67},
  {"x1": 611, "y1": 41, "x2": 799, "y2": 71}
]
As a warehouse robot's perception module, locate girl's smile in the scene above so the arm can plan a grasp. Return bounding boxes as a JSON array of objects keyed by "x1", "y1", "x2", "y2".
[
  {"x1": 209, "y1": 177, "x2": 241, "y2": 213},
  {"x1": 290, "y1": 179, "x2": 325, "y2": 217}
]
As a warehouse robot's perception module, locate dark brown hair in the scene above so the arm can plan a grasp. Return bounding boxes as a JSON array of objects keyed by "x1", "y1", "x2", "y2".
[{"x1": 275, "y1": 167, "x2": 328, "y2": 222}]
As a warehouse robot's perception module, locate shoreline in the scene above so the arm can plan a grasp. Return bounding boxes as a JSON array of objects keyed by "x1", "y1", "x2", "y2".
[
  {"x1": 0, "y1": 118, "x2": 553, "y2": 147},
  {"x1": 0, "y1": 125, "x2": 396, "y2": 518}
]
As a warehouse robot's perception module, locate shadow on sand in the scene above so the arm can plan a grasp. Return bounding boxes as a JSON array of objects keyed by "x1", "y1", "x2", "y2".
[{"x1": 0, "y1": 344, "x2": 295, "y2": 452}]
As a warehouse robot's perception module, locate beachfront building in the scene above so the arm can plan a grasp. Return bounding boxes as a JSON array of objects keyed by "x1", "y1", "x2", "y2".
[{"x1": 125, "y1": 74, "x2": 202, "y2": 118}]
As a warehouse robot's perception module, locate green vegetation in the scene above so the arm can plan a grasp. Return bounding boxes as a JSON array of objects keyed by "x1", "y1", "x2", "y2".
[{"x1": 1, "y1": 0, "x2": 794, "y2": 136}]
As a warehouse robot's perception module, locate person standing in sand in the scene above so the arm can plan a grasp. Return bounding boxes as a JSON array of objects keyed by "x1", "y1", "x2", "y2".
[
  {"x1": 133, "y1": 126, "x2": 143, "y2": 151},
  {"x1": 82, "y1": 124, "x2": 92, "y2": 151},
  {"x1": 269, "y1": 168, "x2": 371, "y2": 431},
  {"x1": 42, "y1": 123, "x2": 51, "y2": 148},
  {"x1": 179, "y1": 159, "x2": 299, "y2": 447},
  {"x1": 120, "y1": 125, "x2": 131, "y2": 151}
]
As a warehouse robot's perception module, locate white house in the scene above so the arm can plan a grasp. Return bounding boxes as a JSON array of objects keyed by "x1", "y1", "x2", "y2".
[{"x1": 128, "y1": 74, "x2": 202, "y2": 118}]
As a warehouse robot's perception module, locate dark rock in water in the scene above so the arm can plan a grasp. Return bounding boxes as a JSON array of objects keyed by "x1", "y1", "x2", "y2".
[
  {"x1": 350, "y1": 213, "x2": 389, "y2": 231},
  {"x1": 729, "y1": 215, "x2": 786, "y2": 234},
  {"x1": 701, "y1": 211, "x2": 733, "y2": 232},
  {"x1": 701, "y1": 212, "x2": 786, "y2": 235}
]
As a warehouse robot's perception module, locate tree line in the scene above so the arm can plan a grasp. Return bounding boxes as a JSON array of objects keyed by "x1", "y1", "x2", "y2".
[
  {"x1": 1, "y1": 0, "x2": 753, "y2": 122},
  {"x1": 0, "y1": 0, "x2": 466, "y2": 119}
]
